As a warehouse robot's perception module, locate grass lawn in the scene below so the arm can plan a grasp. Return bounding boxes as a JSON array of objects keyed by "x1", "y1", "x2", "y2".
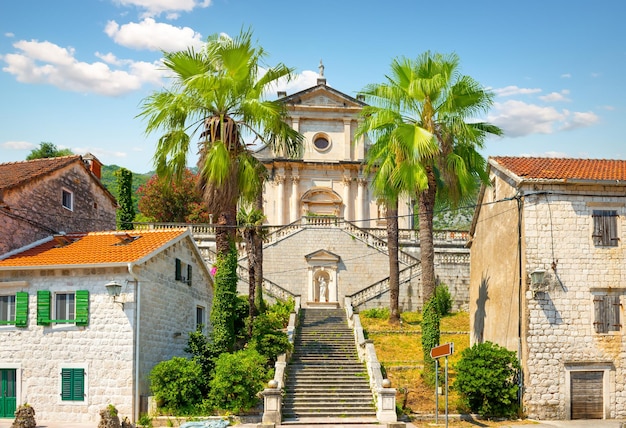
[{"x1": 360, "y1": 311, "x2": 470, "y2": 414}]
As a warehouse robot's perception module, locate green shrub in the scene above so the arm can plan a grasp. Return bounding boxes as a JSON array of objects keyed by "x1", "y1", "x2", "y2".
[
  {"x1": 454, "y1": 341, "x2": 521, "y2": 417},
  {"x1": 249, "y1": 313, "x2": 292, "y2": 366},
  {"x1": 184, "y1": 328, "x2": 218, "y2": 394},
  {"x1": 208, "y1": 349, "x2": 269, "y2": 413},
  {"x1": 265, "y1": 297, "x2": 295, "y2": 328},
  {"x1": 210, "y1": 245, "x2": 239, "y2": 354},
  {"x1": 361, "y1": 307, "x2": 390, "y2": 319},
  {"x1": 150, "y1": 357, "x2": 204, "y2": 411},
  {"x1": 433, "y1": 284, "x2": 452, "y2": 316},
  {"x1": 421, "y1": 297, "x2": 440, "y2": 386}
]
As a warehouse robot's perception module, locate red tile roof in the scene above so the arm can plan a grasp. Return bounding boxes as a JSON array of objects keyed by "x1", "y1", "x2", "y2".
[
  {"x1": 0, "y1": 155, "x2": 84, "y2": 190},
  {"x1": 0, "y1": 229, "x2": 188, "y2": 268},
  {"x1": 491, "y1": 157, "x2": 626, "y2": 182}
]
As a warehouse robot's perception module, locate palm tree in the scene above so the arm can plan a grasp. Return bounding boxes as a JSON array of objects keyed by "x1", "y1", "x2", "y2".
[
  {"x1": 358, "y1": 52, "x2": 501, "y2": 305},
  {"x1": 138, "y1": 29, "x2": 303, "y2": 255}
]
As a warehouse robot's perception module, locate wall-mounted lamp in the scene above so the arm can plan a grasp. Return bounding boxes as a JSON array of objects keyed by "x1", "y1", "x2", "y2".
[
  {"x1": 529, "y1": 269, "x2": 548, "y2": 297},
  {"x1": 105, "y1": 280, "x2": 124, "y2": 308}
]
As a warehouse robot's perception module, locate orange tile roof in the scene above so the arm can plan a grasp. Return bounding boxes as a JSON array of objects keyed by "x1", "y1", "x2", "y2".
[
  {"x1": 492, "y1": 157, "x2": 626, "y2": 181},
  {"x1": 0, "y1": 229, "x2": 188, "y2": 268},
  {"x1": 0, "y1": 155, "x2": 84, "y2": 190}
]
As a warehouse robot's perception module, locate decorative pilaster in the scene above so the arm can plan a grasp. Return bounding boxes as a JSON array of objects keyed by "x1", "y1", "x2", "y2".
[
  {"x1": 343, "y1": 118, "x2": 352, "y2": 160},
  {"x1": 290, "y1": 172, "x2": 300, "y2": 223},
  {"x1": 356, "y1": 177, "x2": 368, "y2": 227},
  {"x1": 275, "y1": 173, "x2": 285, "y2": 225},
  {"x1": 342, "y1": 173, "x2": 352, "y2": 221}
]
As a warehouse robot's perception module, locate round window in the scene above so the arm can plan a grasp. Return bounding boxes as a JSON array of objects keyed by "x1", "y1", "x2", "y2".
[{"x1": 313, "y1": 136, "x2": 330, "y2": 151}]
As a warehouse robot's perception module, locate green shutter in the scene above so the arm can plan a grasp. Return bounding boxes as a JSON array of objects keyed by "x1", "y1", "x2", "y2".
[
  {"x1": 175, "y1": 258, "x2": 182, "y2": 280},
  {"x1": 75, "y1": 290, "x2": 89, "y2": 326},
  {"x1": 15, "y1": 292, "x2": 28, "y2": 327},
  {"x1": 37, "y1": 290, "x2": 51, "y2": 326},
  {"x1": 187, "y1": 264, "x2": 192, "y2": 286},
  {"x1": 61, "y1": 368, "x2": 85, "y2": 401}
]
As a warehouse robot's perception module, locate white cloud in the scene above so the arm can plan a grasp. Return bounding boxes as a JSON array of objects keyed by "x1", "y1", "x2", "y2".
[
  {"x1": 539, "y1": 89, "x2": 570, "y2": 102},
  {"x1": 73, "y1": 146, "x2": 128, "y2": 160},
  {"x1": 488, "y1": 100, "x2": 598, "y2": 138},
  {"x1": 1, "y1": 141, "x2": 36, "y2": 150},
  {"x1": 95, "y1": 52, "x2": 122, "y2": 66},
  {"x1": 2, "y1": 39, "x2": 163, "y2": 96},
  {"x1": 561, "y1": 73, "x2": 571, "y2": 78},
  {"x1": 113, "y1": 0, "x2": 211, "y2": 18},
  {"x1": 5, "y1": 32, "x2": 15, "y2": 38},
  {"x1": 493, "y1": 85, "x2": 542, "y2": 97},
  {"x1": 105, "y1": 18, "x2": 204, "y2": 52}
]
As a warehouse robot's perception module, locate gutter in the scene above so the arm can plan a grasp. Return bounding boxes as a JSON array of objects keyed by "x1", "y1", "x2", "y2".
[{"x1": 128, "y1": 261, "x2": 143, "y2": 423}]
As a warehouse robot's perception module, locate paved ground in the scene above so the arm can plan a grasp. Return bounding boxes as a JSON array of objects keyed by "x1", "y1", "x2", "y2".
[{"x1": 1, "y1": 419, "x2": 624, "y2": 428}]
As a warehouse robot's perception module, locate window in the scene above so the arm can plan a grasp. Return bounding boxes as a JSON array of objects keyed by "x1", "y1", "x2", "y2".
[
  {"x1": 0, "y1": 292, "x2": 28, "y2": 327},
  {"x1": 196, "y1": 306, "x2": 206, "y2": 331},
  {"x1": 593, "y1": 293, "x2": 621, "y2": 333},
  {"x1": 175, "y1": 258, "x2": 192, "y2": 285},
  {"x1": 37, "y1": 290, "x2": 89, "y2": 326},
  {"x1": 312, "y1": 133, "x2": 331, "y2": 152},
  {"x1": 62, "y1": 189, "x2": 74, "y2": 211},
  {"x1": 61, "y1": 368, "x2": 85, "y2": 401},
  {"x1": 592, "y1": 210, "x2": 619, "y2": 246}
]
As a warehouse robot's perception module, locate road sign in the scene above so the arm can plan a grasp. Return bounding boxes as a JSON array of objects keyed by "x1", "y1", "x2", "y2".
[{"x1": 430, "y1": 342, "x2": 454, "y2": 359}]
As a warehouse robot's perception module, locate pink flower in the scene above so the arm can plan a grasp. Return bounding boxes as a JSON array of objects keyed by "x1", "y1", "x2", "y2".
[{"x1": 210, "y1": 266, "x2": 217, "y2": 276}]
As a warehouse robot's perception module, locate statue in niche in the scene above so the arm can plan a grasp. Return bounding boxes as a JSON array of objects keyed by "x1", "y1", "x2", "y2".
[{"x1": 318, "y1": 277, "x2": 327, "y2": 302}]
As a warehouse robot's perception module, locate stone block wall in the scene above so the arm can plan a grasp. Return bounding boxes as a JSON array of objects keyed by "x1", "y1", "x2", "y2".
[{"x1": 0, "y1": 162, "x2": 116, "y2": 255}]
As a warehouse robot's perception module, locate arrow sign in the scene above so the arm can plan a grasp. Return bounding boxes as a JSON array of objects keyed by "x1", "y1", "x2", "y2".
[{"x1": 430, "y1": 342, "x2": 454, "y2": 359}]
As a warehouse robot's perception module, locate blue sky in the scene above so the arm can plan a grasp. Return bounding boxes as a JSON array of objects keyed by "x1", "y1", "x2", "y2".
[{"x1": 1, "y1": 0, "x2": 624, "y2": 173}]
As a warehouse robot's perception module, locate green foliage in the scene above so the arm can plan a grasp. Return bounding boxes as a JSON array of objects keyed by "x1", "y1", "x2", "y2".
[
  {"x1": 208, "y1": 349, "x2": 269, "y2": 413},
  {"x1": 454, "y1": 341, "x2": 520, "y2": 417},
  {"x1": 115, "y1": 167, "x2": 135, "y2": 230},
  {"x1": 149, "y1": 357, "x2": 204, "y2": 411},
  {"x1": 361, "y1": 307, "x2": 390, "y2": 319},
  {"x1": 249, "y1": 312, "x2": 292, "y2": 367},
  {"x1": 26, "y1": 142, "x2": 73, "y2": 160},
  {"x1": 137, "y1": 414, "x2": 152, "y2": 428},
  {"x1": 106, "y1": 404, "x2": 118, "y2": 417},
  {"x1": 265, "y1": 297, "x2": 295, "y2": 327},
  {"x1": 100, "y1": 164, "x2": 151, "y2": 217},
  {"x1": 421, "y1": 297, "x2": 441, "y2": 386},
  {"x1": 184, "y1": 328, "x2": 218, "y2": 394},
  {"x1": 210, "y1": 245, "x2": 239, "y2": 354},
  {"x1": 137, "y1": 170, "x2": 210, "y2": 223},
  {"x1": 433, "y1": 284, "x2": 452, "y2": 316}
]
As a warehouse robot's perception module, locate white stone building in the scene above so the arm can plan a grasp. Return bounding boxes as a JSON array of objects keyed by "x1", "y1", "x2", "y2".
[
  {"x1": 0, "y1": 229, "x2": 212, "y2": 423},
  {"x1": 469, "y1": 157, "x2": 626, "y2": 419}
]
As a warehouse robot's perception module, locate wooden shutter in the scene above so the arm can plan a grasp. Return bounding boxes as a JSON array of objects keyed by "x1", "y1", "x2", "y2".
[
  {"x1": 608, "y1": 295, "x2": 621, "y2": 331},
  {"x1": 15, "y1": 292, "x2": 28, "y2": 327},
  {"x1": 75, "y1": 290, "x2": 89, "y2": 326},
  {"x1": 187, "y1": 264, "x2": 193, "y2": 286},
  {"x1": 175, "y1": 258, "x2": 182, "y2": 281},
  {"x1": 61, "y1": 368, "x2": 85, "y2": 401},
  {"x1": 592, "y1": 210, "x2": 618, "y2": 246},
  {"x1": 37, "y1": 290, "x2": 51, "y2": 326}
]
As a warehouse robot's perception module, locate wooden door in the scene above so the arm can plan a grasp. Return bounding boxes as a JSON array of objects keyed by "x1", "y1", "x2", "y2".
[
  {"x1": 0, "y1": 369, "x2": 16, "y2": 418},
  {"x1": 571, "y1": 371, "x2": 603, "y2": 419}
]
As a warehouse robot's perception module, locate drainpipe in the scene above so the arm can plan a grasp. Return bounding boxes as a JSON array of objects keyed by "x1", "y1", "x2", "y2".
[
  {"x1": 128, "y1": 262, "x2": 142, "y2": 423},
  {"x1": 515, "y1": 193, "x2": 524, "y2": 408}
]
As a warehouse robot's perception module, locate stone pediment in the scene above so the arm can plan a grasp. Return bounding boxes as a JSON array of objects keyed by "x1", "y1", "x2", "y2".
[
  {"x1": 305, "y1": 249, "x2": 341, "y2": 263},
  {"x1": 280, "y1": 84, "x2": 366, "y2": 110}
]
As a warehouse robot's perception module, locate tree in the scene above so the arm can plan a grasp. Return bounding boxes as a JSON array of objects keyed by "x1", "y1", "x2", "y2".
[
  {"x1": 115, "y1": 167, "x2": 135, "y2": 230},
  {"x1": 137, "y1": 169, "x2": 210, "y2": 223},
  {"x1": 137, "y1": 29, "x2": 302, "y2": 257},
  {"x1": 26, "y1": 142, "x2": 73, "y2": 160},
  {"x1": 358, "y1": 52, "x2": 501, "y2": 304},
  {"x1": 237, "y1": 204, "x2": 266, "y2": 336}
]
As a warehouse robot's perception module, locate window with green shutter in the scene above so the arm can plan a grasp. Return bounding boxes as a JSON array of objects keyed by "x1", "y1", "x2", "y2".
[
  {"x1": 187, "y1": 264, "x2": 192, "y2": 286},
  {"x1": 61, "y1": 368, "x2": 85, "y2": 401},
  {"x1": 37, "y1": 290, "x2": 51, "y2": 325},
  {"x1": 75, "y1": 290, "x2": 89, "y2": 326},
  {"x1": 175, "y1": 258, "x2": 182, "y2": 281},
  {"x1": 0, "y1": 295, "x2": 16, "y2": 325}
]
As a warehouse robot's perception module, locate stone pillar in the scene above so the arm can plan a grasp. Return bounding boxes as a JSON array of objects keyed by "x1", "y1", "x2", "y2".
[
  {"x1": 342, "y1": 172, "x2": 352, "y2": 221},
  {"x1": 344, "y1": 118, "x2": 352, "y2": 160},
  {"x1": 275, "y1": 171, "x2": 285, "y2": 225},
  {"x1": 291, "y1": 170, "x2": 300, "y2": 223},
  {"x1": 357, "y1": 177, "x2": 367, "y2": 227},
  {"x1": 377, "y1": 380, "x2": 398, "y2": 423},
  {"x1": 260, "y1": 380, "x2": 282, "y2": 427}
]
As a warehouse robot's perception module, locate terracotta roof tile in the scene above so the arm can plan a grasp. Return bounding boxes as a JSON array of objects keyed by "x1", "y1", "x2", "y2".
[
  {"x1": 492, "y1": 157, "x2": 626, "y2": 181},
  {"x1": 0, "y1": 155, "x2": 84, "y2": 190},
  {"x1": 0, "y1": 229, "x2": 187, "y2": 268}
]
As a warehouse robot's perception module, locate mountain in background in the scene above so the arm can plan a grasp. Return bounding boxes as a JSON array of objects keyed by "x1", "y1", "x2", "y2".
[{"x1": 100, "y1": 164, "x2": 152, "y2": 214}]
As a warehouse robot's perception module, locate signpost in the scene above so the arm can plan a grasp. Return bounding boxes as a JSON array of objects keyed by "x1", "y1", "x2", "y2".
[{"x1": 430, "y1": 343, "x2": 454, "y2": 427}]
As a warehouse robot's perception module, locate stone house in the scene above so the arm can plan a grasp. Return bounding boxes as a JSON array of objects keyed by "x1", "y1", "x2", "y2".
[
  {"x1": 0, "y1": 228, "x2": 213, "y2": 423},
  {"x1": 468, "y1": 156, "x2": 626, "y2": 420},
  {"x1": 0, "y1": 154, "x2": 117, "y2": 255}
]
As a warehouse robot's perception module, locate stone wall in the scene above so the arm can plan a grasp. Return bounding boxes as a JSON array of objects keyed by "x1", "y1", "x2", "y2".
[{"x1": 0, "y1": 162, "x2": 116, "y2": 255}]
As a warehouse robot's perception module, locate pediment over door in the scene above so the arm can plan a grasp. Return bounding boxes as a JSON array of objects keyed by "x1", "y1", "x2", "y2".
[
  {"x1": 301, "y1": 187, "x2": 342, "y2": 216},
  {"x1": 305, "y1": 249, "x2": 341, "y2": 265}
]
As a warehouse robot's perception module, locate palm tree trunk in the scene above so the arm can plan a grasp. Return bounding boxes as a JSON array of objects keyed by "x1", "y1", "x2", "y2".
[
  {"x1": 387, "y1": 200, "x2": 400, "y2": 324},
  {"x1": 418, "y1": 166, "x2": 438, "y2": 306},
  {"x1": 215, "y1": 205, "x2": 237, "y2": 256}
]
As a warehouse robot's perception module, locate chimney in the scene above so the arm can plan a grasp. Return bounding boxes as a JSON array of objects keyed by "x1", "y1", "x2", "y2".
[
  {"x1": 277, "y1": 91, "x2": 287, "y2": 98},
  {"x1": 83, "y1": 153, "x2": 102, "y2": 179}
]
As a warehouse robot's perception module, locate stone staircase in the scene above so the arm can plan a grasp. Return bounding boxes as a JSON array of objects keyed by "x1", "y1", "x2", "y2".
[{"x1": 282, "y1": 308, "x2": 377, "y2": 423}]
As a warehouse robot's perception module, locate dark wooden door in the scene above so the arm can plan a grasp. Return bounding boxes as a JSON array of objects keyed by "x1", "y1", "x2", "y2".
[{"x1": 571, "y1": 371, "x2": 603, "y2": 419}]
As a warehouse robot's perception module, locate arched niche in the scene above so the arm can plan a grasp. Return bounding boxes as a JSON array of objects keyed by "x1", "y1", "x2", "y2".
[
  {"x1": 301, "y1": 187, "x2": 343, "y2": 217},
  {"x1": 305, "y1": 249, "x2": 340, "y2": 306}
]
